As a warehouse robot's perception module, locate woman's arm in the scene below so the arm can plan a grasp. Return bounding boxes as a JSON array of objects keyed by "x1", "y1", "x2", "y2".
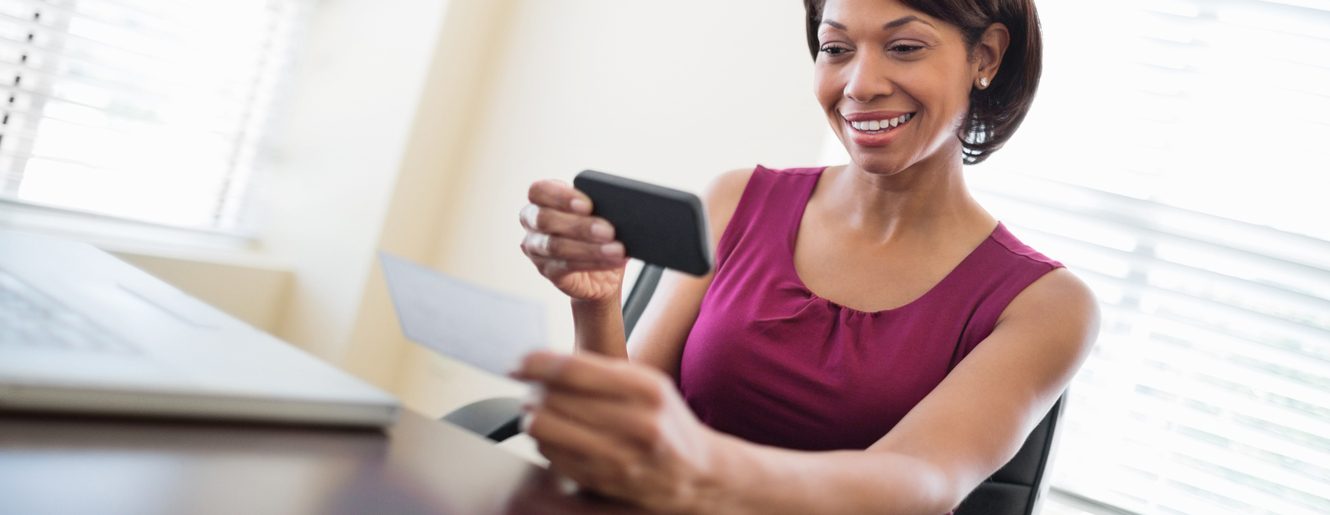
[
  {"x1": 522, "y1": 168, "x2": 753, "y2": 365},
  {"x1": 520, "y1": 179, "x2": 630, "y2": 356},
  {"x1": 513, "y1": 265, "x2": 1098, "y2": 514},
  {"x1": 626, "y1": 167, "x2": 752, "y2": 377},
  {"x1": 699, "y1": 268, "x2": 1101, "y2": 514}
]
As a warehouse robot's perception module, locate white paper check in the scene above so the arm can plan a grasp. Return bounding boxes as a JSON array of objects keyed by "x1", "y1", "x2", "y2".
[{"x1": 379, "y1": 252, "x2": 547, "y2": 376}]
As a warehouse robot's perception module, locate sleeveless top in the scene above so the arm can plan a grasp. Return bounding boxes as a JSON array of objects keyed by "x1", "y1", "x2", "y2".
[{"x1": 678, "y1": 165, "x2": 1063, "y2": 451}]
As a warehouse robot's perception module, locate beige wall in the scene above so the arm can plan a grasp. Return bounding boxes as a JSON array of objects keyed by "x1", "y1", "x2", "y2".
[
  {"x1": 112, "y1": 251, "x2": 292, "y2": 334},
  {"x1": 257, "y1": 0, "x2": 455, "y2": 365},
  {"x1": 122, "y1": 0, "x2": 838, "y2": 419},
  {"x1": 402, "y1": 0, "x2": 832, "y2": 415}
]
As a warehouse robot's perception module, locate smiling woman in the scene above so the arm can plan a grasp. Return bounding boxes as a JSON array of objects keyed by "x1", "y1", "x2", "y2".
[
  {"x1": 807, "y1": 0, "x2": 1042, "y2": 165},
  {"x1": 510, "y1": 1, "x2": 1098, "y2": 514}
]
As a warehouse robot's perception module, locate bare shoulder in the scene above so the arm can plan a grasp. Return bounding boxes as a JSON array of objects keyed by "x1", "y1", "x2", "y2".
[
  {"x1": 702, "y1": 167, "x2": 755, "y2": 214},
  {"x1": 700, "y1": 167, "x2": 756, "y2": 247},
  {"x1": 999, "y1": 267, "x2": 1100, "y2": 357},
  {"x1": 1008, "y1": 268, "x2": 1098, "y2": 320}
]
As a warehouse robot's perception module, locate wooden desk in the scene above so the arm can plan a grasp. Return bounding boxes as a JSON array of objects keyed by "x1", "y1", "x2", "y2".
[{"x1": 0, "y1": 410, "x2": 645, "y2": 515}]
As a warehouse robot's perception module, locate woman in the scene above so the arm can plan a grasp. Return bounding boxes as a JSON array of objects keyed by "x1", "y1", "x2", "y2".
[{"x1": 512, "y1": 0, "x2": 1098, "y2": 513}]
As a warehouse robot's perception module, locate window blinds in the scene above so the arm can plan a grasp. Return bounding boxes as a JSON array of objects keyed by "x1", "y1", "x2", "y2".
[
  {"x1": 967, "y1": 1, "x2": 1330, "y2": 514},
  {"x1": 0, "y1": 0, "x2": 299, "y2": 232},
  {"x1": 970, "y1": 172, "x2": 1330, "y2": 515}
]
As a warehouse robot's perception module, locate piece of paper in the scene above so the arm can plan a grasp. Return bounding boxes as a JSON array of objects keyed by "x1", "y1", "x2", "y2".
[{"x1": 379, "y1": 252, "x2": 546, "y2": 376}]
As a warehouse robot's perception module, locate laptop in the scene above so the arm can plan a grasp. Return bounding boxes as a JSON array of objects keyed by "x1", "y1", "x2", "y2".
[{"x1": 0, "y1": 229, "x2": 400, "y2": 427}]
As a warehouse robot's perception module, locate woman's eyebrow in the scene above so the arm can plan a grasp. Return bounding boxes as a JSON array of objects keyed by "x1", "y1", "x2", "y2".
[
  {"x1": 884, "y1": 15, "x2": 931, "y2": 30},
  {"x1": 821, "y1": 16, "x2": 933, "y2": 31}
]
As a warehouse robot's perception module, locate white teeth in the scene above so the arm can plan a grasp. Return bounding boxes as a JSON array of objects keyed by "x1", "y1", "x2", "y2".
[{"x1": 847, "y1": 113, "x2": 913, "y2": 132}]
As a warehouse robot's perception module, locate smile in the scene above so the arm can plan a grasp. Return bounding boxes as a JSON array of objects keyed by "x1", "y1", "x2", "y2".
[{"x1": 847, "y1": 113, "x2": 914, "y2": 134}]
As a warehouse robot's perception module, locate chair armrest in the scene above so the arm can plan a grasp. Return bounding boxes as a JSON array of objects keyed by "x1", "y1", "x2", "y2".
[{"x1": 441, "y1": 397, "x2": 524, "y2": 442}]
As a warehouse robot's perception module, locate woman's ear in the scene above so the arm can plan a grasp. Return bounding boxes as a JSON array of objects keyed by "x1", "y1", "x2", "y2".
[{"x1": 974, "y1": 23, "x2": 1010, "y2": 89}]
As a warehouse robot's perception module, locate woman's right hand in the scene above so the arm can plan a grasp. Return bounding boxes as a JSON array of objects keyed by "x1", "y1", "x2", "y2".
[{"x1": 520, "y1": 179, "x2": 628, "y2": 302}]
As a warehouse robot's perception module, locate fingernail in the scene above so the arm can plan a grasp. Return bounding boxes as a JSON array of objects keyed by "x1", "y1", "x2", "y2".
[
  {"x1": 520, "y1": 412, "x2": 534, "y2": 433},
  {"x1": 590, "y1": 221, "x2": 614, "y2": 241},
  {"x1": 601, "y1": 242, "x2": 624, "y2": 258},
  {"x1": 522, "y1": 384, "x2": 546, "y2": 405},
  {"x1": 570, "y1": 198, "x2": 590, "y2": 214},
  {"x1": 520, "y1": 203, "x2": 540, "y2": 228}
]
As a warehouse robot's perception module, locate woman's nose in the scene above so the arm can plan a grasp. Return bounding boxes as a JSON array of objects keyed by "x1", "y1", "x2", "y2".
[{"x1": 843, "y1": 55, "x2": 895, "y2": 103}]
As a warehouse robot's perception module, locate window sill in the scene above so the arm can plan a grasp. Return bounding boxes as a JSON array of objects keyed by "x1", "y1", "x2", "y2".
[
  {"x1": 0, "y1": 198, "x2": 294, "y2": 333},
  {"x1": 0, "y1": 198, "x2": 285, "y2": 270}
]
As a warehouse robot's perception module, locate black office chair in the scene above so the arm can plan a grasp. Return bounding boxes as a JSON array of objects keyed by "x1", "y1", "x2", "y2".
[
  {"x1": 954, "y1": 395, "x2": 1064, "y2": 515},
  {"x1": 442, "y1": 263, "x2": 1063, "y2": 515}
]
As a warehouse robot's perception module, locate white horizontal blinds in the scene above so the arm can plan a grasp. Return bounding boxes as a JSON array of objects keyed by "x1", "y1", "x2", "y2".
[
  {"x1": 0, "y1": 0, "x2": 298, "y2": 231},
  {"x1": 969, "y1": 173, "x2": 1330, "y2": 515},
  {"x1": 967, "y1": 1, "x2": 1330, "y2": 514}
]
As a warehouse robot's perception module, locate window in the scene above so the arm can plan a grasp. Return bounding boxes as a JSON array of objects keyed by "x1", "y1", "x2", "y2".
[
  {"x1": 965, "y1": 1, "x2": 1330, "y2": 514},
  {"x1": 0, "y1": 0, "x2": 301, "y2": 235}
]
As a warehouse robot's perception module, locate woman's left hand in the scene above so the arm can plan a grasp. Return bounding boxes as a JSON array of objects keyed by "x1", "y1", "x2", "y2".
[{"x1": 511, "y1": 351, "x2": 724, "y2": 514}]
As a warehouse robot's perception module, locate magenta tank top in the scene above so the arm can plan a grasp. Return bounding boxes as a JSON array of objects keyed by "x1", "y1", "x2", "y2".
[{"x1": 679, "y1": 165, "x2": 1063, "y2": 451}]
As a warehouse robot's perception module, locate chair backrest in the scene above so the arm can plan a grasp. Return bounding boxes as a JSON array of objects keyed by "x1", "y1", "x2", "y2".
[
  {"x1": 954, "y1": 395, "x2": 1066, "y2": 515},
  {"x1": 623, "y1": 263, "x2": 665, "y2": 338}
]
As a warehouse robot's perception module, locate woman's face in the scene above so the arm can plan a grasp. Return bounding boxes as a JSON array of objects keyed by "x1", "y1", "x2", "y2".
[{"x1": 814, "y1": 0, "x2": 978, "y2": 176}]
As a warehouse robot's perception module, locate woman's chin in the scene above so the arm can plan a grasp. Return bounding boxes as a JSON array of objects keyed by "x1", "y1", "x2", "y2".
[{"x1": 846, "y1": 153, "x2": 911, "y2": 177}]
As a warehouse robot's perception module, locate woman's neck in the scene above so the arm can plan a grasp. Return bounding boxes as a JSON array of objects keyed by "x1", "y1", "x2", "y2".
[{"x1": 818, "y1": 151, "x2": 992, "y2": 244}]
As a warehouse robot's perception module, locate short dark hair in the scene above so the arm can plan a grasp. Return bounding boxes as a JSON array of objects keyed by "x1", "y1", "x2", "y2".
[{"x1": 803, "y1": 0, "x2": 1042, "y2": 165}]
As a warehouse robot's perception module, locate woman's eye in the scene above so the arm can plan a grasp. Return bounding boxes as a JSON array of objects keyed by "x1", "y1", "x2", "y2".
[
  {"x1": 889, "y1": 43, "x2": 925, "y2": 54},
  {"x1": 819, "y1": 45, "x2": 851, "y2": 56}
]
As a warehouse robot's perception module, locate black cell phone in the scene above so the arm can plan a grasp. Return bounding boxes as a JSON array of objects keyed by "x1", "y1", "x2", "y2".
[{"x1": 573, "y1": 170, "x2": 714, "y2": 276}]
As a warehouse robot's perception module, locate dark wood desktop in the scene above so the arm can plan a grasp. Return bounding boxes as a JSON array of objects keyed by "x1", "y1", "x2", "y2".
[{"x1": 0, "y1": 409, "x2": 646, "y2": 515}]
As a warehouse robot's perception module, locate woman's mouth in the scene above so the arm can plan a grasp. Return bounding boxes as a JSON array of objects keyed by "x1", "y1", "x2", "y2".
[{"x1": 847, "y1": 113, "x2": 914, "y2": 134}]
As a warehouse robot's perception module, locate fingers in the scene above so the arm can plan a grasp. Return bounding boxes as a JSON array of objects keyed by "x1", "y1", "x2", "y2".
[
  {"x1": 529, "y1": 405, "x2": 630, "y2": 460},
  {"x1": 522, "y1": 234, "x2": 626, "y2": 281},
  {"x1": 529, "y1": 179, "x2": 593, "y2": 216},
  {"x1": 529, "y1": 406, "x2": 646, "y2": 495},
  {"x1": 541, "y1": 388, "x2": 660, "y2": 446},
  {"x1": 522, "y1": 232, "x2": 624, "y2": 261},
  {"x1": 520, "y1": 203, "x2": 616, "y2": 243},
  {"x1": 527, "y1": 255, "x2": 628, "y2": 276},
  {"x1": 521, "y1": 179, "x2": 621, "y2": 275},
  {"x1": 513, "y1": 352, "x2": 668, "y2": 406}
]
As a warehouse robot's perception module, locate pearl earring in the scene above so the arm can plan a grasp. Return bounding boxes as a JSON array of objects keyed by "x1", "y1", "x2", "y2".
[{"x1": 979, "y1": 77, "x2": 989, "y2": 88}]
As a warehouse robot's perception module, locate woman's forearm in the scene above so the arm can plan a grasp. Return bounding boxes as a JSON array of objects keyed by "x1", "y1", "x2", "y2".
[
  {"x1": 571, "y1": 296, "x2": 628, "y2": 358},
  {"x1": 694, "y1": 434, "x2": 960, "y2": 515}
]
